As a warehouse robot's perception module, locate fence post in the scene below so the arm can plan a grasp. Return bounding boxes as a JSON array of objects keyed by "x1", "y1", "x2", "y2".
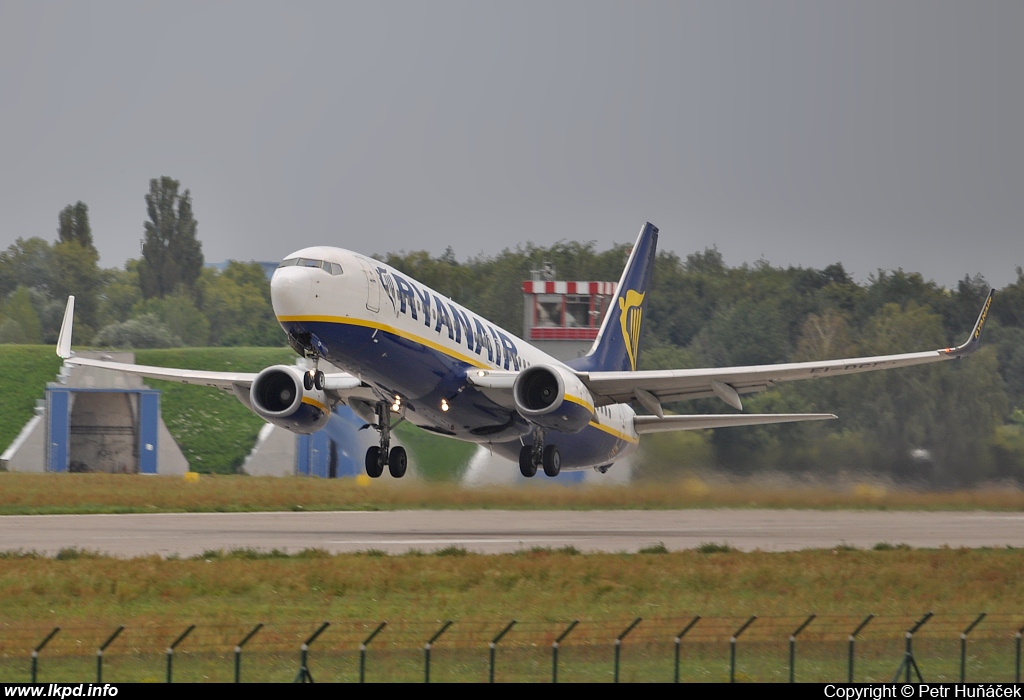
[
  {"x1": 552, "y1": 620, "x2": 579, "y2": 684},
  {"x1": 789, "y1": 614, "x2": 816, "y2": 683},
  {"x1": 729, "y1": 616, "x2": 757, "y2": 683},
  {"x1": 293, "y1": 621, "x2": 330, "y2": 683},
  {"x1": 489, "y1": 620, "x2": 516, "y2": 683},
  {"x1": 30, "y1": 627, "x2": 60, "y2": 683},
  {"x1": 166, "y1": 624, "x2": 195, "y2": 684},
  {"x1": 892, "y1": 611, "x2": 933, "y2": 683},
  {"x1": 848, "y1": 614, "x2": 874, "y2": 682},
  {"x1": 234, "y1": 623, "x2": 263, "y2": 683},
  {"x1": 424, "y1": 620, "x2": 452, "y2": 684},
  {"x1": 959, "y1": 613, "x2": 986, "y2": 682},
  {"x1": 613, "y1": 617, "x2": 642, "y2": 683},
  {"x1": 1016, "y1": 621, "x2": 1024, "y2": 683},
  {"x1": 96, "y1": 626, "x2": 124, "y2": 683},
  {"x1": 360, "y1": 622, "x2": 387, "y2": 684},
  {"x1": 674, "y1": 616, "x2": 701, "y2": 683}
]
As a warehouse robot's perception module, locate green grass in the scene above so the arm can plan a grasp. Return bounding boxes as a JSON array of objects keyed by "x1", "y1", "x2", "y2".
[
  {"x1": 0, "y1": 345, "x2": 297, "y2": 472},
  {"x1": 0, "y1": 346, "x2": 62, "y2": 456},
  {"x1": 0, "y1": 548, "x2": 1022, "y2": 682},
  {"x1": 0, "y1": 345, "x2": 481, "y2": 476},
  {"x1": 393, "y1": 421, "x2": 476, "y2": 481},
  {"x1": 3, "y1": 472, "x2": 1024, "y2": 515},
  {"x1": 7, "y1": 634, "x2": 1020, "y2": 683},
  {"x1": 135, "y1": 347, "x2": 296, "y2": 473}
]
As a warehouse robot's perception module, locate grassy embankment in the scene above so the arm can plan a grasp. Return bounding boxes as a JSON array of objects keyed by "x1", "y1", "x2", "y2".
[
  {"x1": 0, "y1": 345, "x2": 294, "y2": 472},
  {"x1": 0, "y1": 547, "x2": 1022, "y2": 682},
  {"x1": 2, "y1": 471, "x2": 1024, "y2": 515},
  {"x1": 0, "y1": 345, "x2": 476, "y2": 476},
  {"x1": 0, "y1": 346, "x2": 62, "y2": 456}
]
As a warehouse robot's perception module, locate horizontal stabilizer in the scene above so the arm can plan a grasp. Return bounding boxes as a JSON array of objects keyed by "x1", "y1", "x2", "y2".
[{"x1": 634, "y1": 413, "x2": 836, "y2": 435}]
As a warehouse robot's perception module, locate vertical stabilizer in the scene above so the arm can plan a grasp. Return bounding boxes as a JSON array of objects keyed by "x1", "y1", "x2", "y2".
[{"x1": 568, "y1": 223, "x2": 658, "y2": 372}]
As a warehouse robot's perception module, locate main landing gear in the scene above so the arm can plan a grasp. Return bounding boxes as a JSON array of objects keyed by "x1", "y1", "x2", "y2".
[
  {"x1": 518, "y1": 429, "x2": 560, "y2": 478},
  {"x1": 302, "y1": 355, "x2": 325, "y2": 391},
  {"x1": 365, "y1": 401, "x2": 407, "y2": 479}
]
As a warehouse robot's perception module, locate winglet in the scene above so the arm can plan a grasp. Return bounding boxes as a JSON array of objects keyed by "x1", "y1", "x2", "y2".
[
  {"x1": 56, "y1": 296, "x2": 75, "y2": 359},
  {"x1": 947, "y1": 288, "x2": 994, "y2": 357}
]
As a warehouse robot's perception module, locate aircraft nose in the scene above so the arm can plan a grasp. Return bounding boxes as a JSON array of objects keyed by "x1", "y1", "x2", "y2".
[{"x1": 271, "y1": 266, "x2": 312, "y2": 317}]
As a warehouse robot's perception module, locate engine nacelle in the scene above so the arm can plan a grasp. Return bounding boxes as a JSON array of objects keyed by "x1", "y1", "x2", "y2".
[
  {"x1": 513, "y1": 364, "x2": 595, "y2": 433},
  {"x1": 250, "y1": 365, "x2": 330, "y2": 434}
]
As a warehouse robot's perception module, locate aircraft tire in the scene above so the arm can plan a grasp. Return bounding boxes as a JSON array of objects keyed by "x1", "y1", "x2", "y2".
[
  {"x1": 303, "y1": 371, "x2": 314, "y2": 391},
  {"x1": 365, "y1": 447, "x2": 384, "y2": 478},
  {"x1": 313, "y1": 370, "x2": 325, "y2": 391},
  {"x1": 519, "y1": 445, "x2": 537, "y2": 478},
  {"x1": 542, "y1": 445, "x2": 561, "y2": 477},
  {"x1": 388, "y1": 446, "x2": 408, "y2": 478}
]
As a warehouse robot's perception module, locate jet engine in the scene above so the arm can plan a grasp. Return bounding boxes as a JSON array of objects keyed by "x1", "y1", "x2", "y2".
[
  {"x1": 513, "y1": 364, "x2": 595, "y2": 433},
  {"x1": 249, "y1": 365, "x2": 330, "y2": 434}
]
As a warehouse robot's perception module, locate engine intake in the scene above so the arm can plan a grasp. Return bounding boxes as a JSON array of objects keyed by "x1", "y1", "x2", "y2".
[
  {"x1": 513, "y1": 365, "x2": 595, "y2": 433},
  {"x1": 250, "y1": 365, "x2": 329, "y2": 434}
]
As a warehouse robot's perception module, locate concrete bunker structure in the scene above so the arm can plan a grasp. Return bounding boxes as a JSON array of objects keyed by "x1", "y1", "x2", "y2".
[{"x1": 1, "y1": 352, "x2": 188, "y2": 475}]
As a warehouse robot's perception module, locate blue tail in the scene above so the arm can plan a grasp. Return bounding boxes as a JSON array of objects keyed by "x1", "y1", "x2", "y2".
[{"x1": 568, "y1": 222, "x2": 659, "y2": 373}]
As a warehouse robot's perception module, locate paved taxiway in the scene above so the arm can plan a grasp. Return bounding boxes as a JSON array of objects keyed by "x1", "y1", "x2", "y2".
[{"x1": 1, "y1": 510, "x2": 1022, "y2": 556}]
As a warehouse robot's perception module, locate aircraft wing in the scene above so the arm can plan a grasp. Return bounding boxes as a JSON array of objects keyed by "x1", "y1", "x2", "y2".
[
  {"x1": 62, "y1": 355, "x2": 258, "y2": 391},
  {"x1": 61, "y1": 354, "x2": 368, "y2": 401},
  {"x1": 56, "y1": 296, "x2": 370, "y2": 404},
  {"x1": 634, "y1": 412, "x2": 837, "y2": 434},
  {"x1": 579, "y1": 289, "x2": 994, "y2": 412}
]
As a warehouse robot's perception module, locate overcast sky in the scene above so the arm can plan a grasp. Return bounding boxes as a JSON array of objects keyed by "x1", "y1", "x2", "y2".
[{"x1": 1, "y1": 1, "x2": 1021, "y2": 287}]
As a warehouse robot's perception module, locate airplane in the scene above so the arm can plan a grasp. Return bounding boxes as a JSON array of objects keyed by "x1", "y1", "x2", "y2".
[{"x1": 56, "y1": 222, "x2": 994, "y2": 478}]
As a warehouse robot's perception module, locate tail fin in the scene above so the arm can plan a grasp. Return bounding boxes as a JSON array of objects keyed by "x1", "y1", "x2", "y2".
[{"x1": 568, "y1": 222, "x2": 658, "y2": 372}]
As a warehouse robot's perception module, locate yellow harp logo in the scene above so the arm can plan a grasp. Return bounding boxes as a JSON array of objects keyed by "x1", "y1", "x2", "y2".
[{"x1": 618, "y1": 290, "x2": 645, "y2": 371}]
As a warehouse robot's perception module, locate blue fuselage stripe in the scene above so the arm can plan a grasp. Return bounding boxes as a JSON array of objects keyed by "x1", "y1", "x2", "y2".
[{"x1": 281, "y1": 317, "x2": 636, "y2": 470}]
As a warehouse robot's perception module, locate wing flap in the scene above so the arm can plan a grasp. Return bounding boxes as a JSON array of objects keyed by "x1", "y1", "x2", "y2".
[
  {"x1": 583, "y1": 290, "x2": 994, "y2": 408},
  {"x1": 634, "y1": 413, "x2": 837, "y2": 435}
]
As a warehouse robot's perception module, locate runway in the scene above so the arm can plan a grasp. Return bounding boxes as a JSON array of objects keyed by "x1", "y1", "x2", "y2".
[{"x1": 1, "y1": 509, "x2": 1022, "y2": 556}]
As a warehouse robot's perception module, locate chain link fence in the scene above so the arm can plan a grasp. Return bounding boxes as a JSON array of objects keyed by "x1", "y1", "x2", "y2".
[{"x1": 2, "y1": 613, "x2": 1022, "y2": 683}]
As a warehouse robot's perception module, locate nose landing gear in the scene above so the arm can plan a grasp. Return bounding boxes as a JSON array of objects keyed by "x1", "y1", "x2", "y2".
[
  {"x1": 301, "y1": 353, "x2": 326, "y2": 392},
  {"x1": 303, "y1": 369, "x2": 325, "y2": 391}
]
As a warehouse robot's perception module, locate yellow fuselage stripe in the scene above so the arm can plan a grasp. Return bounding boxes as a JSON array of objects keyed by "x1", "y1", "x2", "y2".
[
  {"x1": 588, "y1": 420, "x2": 639, "y2": 444},
  {"x1": 278, "y1": 314, "x2": 494, "y2": 370},
  {"x1": 281, "y1": 314, "x2": 638, "y2": 443}
]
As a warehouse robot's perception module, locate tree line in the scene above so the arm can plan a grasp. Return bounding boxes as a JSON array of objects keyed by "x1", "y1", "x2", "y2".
[
  {"x1": 0, "y1": 176, "x2": 280, "y2": 349},
  {"x1": 2, "y1": 182, "x2": 1023, "y2": 484},
  {"x1": 379, "y1": 244, "x2": 1024, "y2": 486}
]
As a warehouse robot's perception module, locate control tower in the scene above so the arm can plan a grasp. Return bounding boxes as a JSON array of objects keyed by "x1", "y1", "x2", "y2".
[{"x1": 521, "y1": 263, "x2": 616, "y2": 362}]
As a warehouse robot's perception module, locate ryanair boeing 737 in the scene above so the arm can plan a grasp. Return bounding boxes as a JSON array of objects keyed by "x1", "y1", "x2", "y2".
[{"x1": 56, "y1": 223, "x2": 993, "y2": 478}]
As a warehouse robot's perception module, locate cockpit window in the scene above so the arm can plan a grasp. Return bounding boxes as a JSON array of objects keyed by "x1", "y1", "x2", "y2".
[{"x1": 277, "y1": 257, "x2": 343, "y2": 275}]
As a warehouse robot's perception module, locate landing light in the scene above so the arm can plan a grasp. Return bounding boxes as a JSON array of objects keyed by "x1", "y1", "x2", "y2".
[
  {"x1": 440, "y1": 398, "x2": 449, "y2": 412},
  {"x1": 391, "y1": 395, "x2": 402, "y2": 412}
]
